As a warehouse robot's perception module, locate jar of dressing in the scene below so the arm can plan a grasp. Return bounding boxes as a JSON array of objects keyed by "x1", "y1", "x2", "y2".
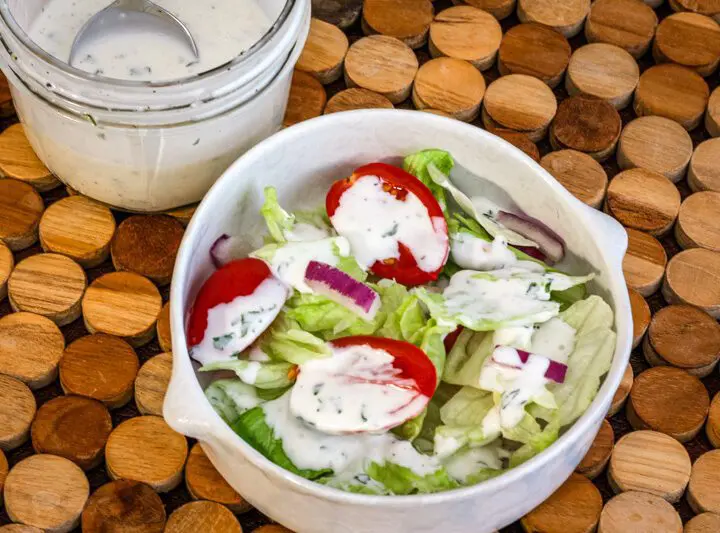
[{"x1": 0, "y1": 0, "x2": 310, "y2": 212}]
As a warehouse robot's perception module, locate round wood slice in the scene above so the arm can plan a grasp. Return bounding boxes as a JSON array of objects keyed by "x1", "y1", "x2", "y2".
[
  {"x1": 689, "y1": 138, "x2": 720, "y2": 192},
  {"x1": 643, "y1": 303, "x2": 720, "y2": 376},
  {"x1": 566, "y1": 43, "x2": 640, "y2": 110},
  {"x1": 670, "y1": 0, "x2": 720, "y2": 16},
  {"x1": 156, "y1": 301, "x2": 172, "y2": 353},
  {"x1": 82, "y1": 272, "x2": 162, "y2": 347},
  {"x1": 82, "y1": 479, "x2": 166, "y2": 533},
  {"x1": 283, "y1": 70, "x2": 327, "y2": 127},
  {"x1": 429, "y1": 6, "x2": 503, "y2": 70},
  {"x1": 0, "y1": 240, "x2": 12, "y2": 301},
  {"x1": 598, "y1": 491, "x2": 682, "y2": 533},
  {"x1": 709, "y1": 392, "x2": 720, "y2": 448},
  {"x1": 0, "y1": 374, "x2": 35, "y2": 451},
  {"x1": 629, "y1": 287, "x2": 651, "y2": 349},
  {"x1": 628, "y1": 366, "x2": 710, "y2": 441},
  {"x1": 362, "y1": 0, "x2": 434, "y2": 49},
  {"x1": 296, "y1": 18, "x2": 349, "y2": 84},
  {"x1": 482, "y1": 74, "x2": 556, "y2": 141},
  {"x1": 707, "y1": 87, "x2": 720, "y2": 137},
  {"x1": 4, "y1": 454, "x2": 89, "y2": 533},
  {"x1": 517, "y1": 0, "x2": 591, "y2": 37},
  {"x1": 576, "y1": 419, "x2": 615, "y2": 480},
  {"x1": 39, "y1": 195, "x2": 116, "y2": 268},
  {"x1": 494, "y1": 130, "x2": 540, "y2": 162},
  {"x1": 111, "y1": 215, "x2": 184, "y2": 286},
  {"x1": 540, "y1": 150, "x2": 607, "y2": 209},
  {"x1": 165, "y1": 501, "x2": 242, "y2": 533},
  {"x1": 186, "y1": 443, "x2": 250, "y2": 513},
  {"x1": 344, "y1": 35, "x2": 418, "y2": 104},
  {"x1": 459, "y1": 0, "x2": 515, "y2": 19},
  {"x1": 685, "y1": 513, "x2": 720, "y2": 533},
  {"x1": 0, "y1": 311, "x2": 64, "y2": 389},
  {"x1": 585, "y1": 0, "x2": 658, "y2": 58},
  {"x1": 607, "y1": 363, "x2": 633, "y2": 417},
  {"x1": 497, "y1": 23, "x2": 571, "y2": 88},
  {"x1": 633, "y1": 64, "x2": 710, "y2": 131},
  {"x1": 676, "y1": 192, "x2": 720, "y2": 251},
  {"x1": 105, "y1": 416, "x2": 188, "y2": 493},
  {"x1": 311, "y1": 0, "x2": 362, "y2": 29},
  {"x1": 8, "y1": 253, "x2": 86, "y2": 326},
  {"x1": 135, "y1": 352, "x2": 172, "y2": 416},
  {"x1": 0, "y1": 124, "x2": 58, "y2": 192},
  {"x1": 164, "y1": 204, "x2": 196, "y2": 227},
  {"x1": 621, "y1": 228, "x2": 667, "y2": 297},
  {"x1": 550, "y1": 94, "x2": 622, "y2": 161},
  {"x1": 0, "y1": 527, "x2": 44, "y2": 533},
  {"x1": 422, "y1": 108, "x2": 453, "y2": 117},
  {"x1": 0, "y1": 178, "x2": 44, "y2": 252},
  {"x1": 31, "y1": 395, "x2": 112, "y2": 471},
  {"x1": 688, "y1": 450, "x2": 720, "y2": 514},
  {"x1": 412, "y1": 57, "x2": 486, "y2": 122},
  {"x1": 609, "y1": 430, "x2": 691, "y2": 502},
  {"x1": 60, "y1": 333, "x2": 139, "y2": 409},
  {"x1": 0, "y1": 447, "x2": 6, "y2": 496},
  {"x1": 653, "y1": 12, "x2": 720, "y2": 76},
  {"x1": 324, "y1": 88, "x2": 393, "y2": 114},
  {"x1": 617, "y1": 116, "x2": 693, "y2": 183},
  {"x1": 252, "y1": 527, "x2": 293, "y2": 533},
  {"x1": 521, "y1": 473, "x2": 603, "y2": 533},
  {"x1": 663, "y1": 248, "x2": 720, "y2": 318}
]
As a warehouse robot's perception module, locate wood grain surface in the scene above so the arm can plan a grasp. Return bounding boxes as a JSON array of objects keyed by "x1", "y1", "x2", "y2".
[
  {"x1": 598, "y1": 491, "x2": 682, "y2": 533},
  {"x1": 653, "y1": 12, "x2": 720, "y2": 76},
  {"x1": 662, "y1": 248, "x2": 720, "y2": 318},
  {"x1": 362, "y1": 0, "x2": 434, "y2": 49},
  {"x1": 413, "y1": 57, "x2": 486, "y2": 121},
  {"x1": 675, "y1": 191, "x2": 720, "y2": 251},
  {"x1": 517, "y1": 0, "x2": 591, "y2": 37},
  {"x1": 0, "y1": 124, "x2": 58, "y2": 192},
  {"x1": 0, "y1": 375, "x2": 35, "y2": 451},
  {"x1": 185, "y1": 444, "x2": 250, "y2": 513},
  {"x1": 429, "y1": 6, "x2": 503, "y2": 70},
  {"x1": 324, "y1": 87, "x2": 393, "y2": 113},
  {"x1": 0, "y1": 178, "x2": 44, "y2": 252},
  {"x1": 622, "y1": 228, "x2": 667, "y2": 296},
  {"x1": 576, "y1": 419, "x2": 615, "y2": 480},
  {"x1": 134, "y1": 352, "x2": 172, "y2": 416},
  {"x1": 687, "y1": 450, "x2": 720, "y2": 514},
  {"x1": 283, "y1": 70, "x2": 327, "y2": 127},
  {"x1": 164, "y1": 501, "x2": 243, "y2": 533},
  {"x1": 689, "y1": 138, "x2": 720, "y2": 191},
  {"x1": 81, "y1": 479, "x2": 166, "y2": 533},
  {"x1": 296, "y1": 18, "x2": 350, "y2": 84},
  {"x1": 550, "y1": 94, "x2": 622, "y2": 160},
  {"x1": 498, "y1": 22, "x2": 571, "y2": 87},
  {"x1": 585, "y1": 0, "x2": 658, "y2": 58}
]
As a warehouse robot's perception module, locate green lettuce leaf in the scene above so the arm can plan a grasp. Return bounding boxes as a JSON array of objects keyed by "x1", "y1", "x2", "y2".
[
  {"x1": 508, "y1": 418, "x2": 560, "y2": 468},
  {"x1": 259, "y1": 314, "x2": 332, "y2": 364},
  {"x1": 366, "y1": 461, "x2": 458, "y2": 495},
  {"x1": 403, "y1": 149, "x2": 454, "y2": 213},
  {"x1": 433, "y1": 386, "x2": 497, "y2": 457},
  {"x1": 205, "y1": 379, "x2": 262, "y2": 425},
  {"x1": 444, "y1": 442, "x2": 505, "y2": 484},
  {"x1": 260, "y1": 186, "x2": 295, "y2": 243},
  {"x1": 284, "y1": 292, "x2": 378, "y2": 340},
  {"x1": 443, "y1": 329, "x2": 495, "y2": 387},
  {"x1": 200, "y1": 359, "x2": 297, "y2": 389}
]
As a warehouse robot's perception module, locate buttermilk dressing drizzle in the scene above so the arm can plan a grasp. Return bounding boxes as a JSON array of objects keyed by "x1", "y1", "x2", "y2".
[{"x1": 451, "y1": 234, "x2": 517, "y2": 271}]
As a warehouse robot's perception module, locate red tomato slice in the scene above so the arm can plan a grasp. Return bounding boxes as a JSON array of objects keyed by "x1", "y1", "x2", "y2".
[
  {"x1": 187, "y1": 258, "x2": 274, "y2": 346},
  {"x1": 330, "y1": 335, "x2": 437, "y2": 398},
  {"x1": 326, "y1": 162, "x2": 449, "y2": 286}
]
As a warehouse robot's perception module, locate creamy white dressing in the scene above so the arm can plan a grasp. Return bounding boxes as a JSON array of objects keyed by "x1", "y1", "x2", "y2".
[
  {"x1": 530, "y1": 318, "x2": 576, "y2": 364},
  {"x1": 451, "y1": 233, "x2": 517, "y2": 271},
  {"x1": 492, "y1": 326, "x2": 533, "y2": 350},
  {"x1": 284, "y1": 223, "x2": 330, "y2": 242},
  {"x1": 236, "y1": 361, "x2": 261, "y2": 385},
  {"x1": 29, "y1": 0, "x2": 272, "y2": 81},
  {"x1": 330, "y1": 175, "x2": 448, "y2": 273},
  {"x1": 218, "y1": 380, "x2": 263, "y2": 413},
  {"x1": 445, "y1": 444, "x2": 503, "y2": 483},
  {"x1": 247, "y1": 346, "x2": 272, "y2": 362}
]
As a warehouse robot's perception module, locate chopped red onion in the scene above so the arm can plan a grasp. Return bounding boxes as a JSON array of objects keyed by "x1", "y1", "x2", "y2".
[
  {"x1": 209, "y1": 234, "x2": 235, "y2": 269},
  {"x1": 304, "y1": 261, "x2": 380, "y2": 320},
  {"x1": 497, "y1": 211, "x2": 565, "y2": 264},
  {"x1": 515, "y1": 245, "x2": 547, "y2": 262},
  {"x1": 506, "y1": 349, "x2": 567, "y2": 384}
]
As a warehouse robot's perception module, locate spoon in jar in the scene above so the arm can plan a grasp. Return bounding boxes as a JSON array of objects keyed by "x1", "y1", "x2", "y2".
[{"x1": 69, "y1": 0, "x2": 199, "y2": 70}]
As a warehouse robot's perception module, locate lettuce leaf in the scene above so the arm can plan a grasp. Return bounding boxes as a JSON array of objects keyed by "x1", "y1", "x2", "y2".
[
  {"x1": 366, "y1": 461, "x2": 458, "y2": 495},
  {"x1": 260, "y1": 187, "x2": 295, "y2": 243},
  {"x1": 259, "y1": 314, "x2": 332, "y2": 364},
  {"x1": 403, "y1": 149, "x2": 454, "y2": 214},
  {"x1": 284, "y1": 292, "x2": 378, "y2": 340},
  {"x1": 205, "y1": 379, "x2": 262, "y2": 425},
  {"x1": 443, "y1": 329, "x2": 495, "y2": 387},
  {"x1": 200, "y1": 359, "x2": 297, "y2": 389},
  {"x1": 508, "y1": 418, "x2": 560, "y2": 468},
  {"x1": 433, "y1": 386, "x2": 497, "y2": 457}
]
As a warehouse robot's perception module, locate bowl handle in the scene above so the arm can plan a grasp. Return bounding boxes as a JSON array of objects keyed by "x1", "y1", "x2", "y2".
[
  {"x1": 163, "y1": 359, "x2": 215, "y2": 440},
  {"x1": 580, "y1": 204, "x2": 628, "y2": 267}
]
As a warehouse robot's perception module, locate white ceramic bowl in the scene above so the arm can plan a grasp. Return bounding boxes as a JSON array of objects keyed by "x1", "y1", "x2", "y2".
[{"x1": 165, "y1": 110, "x2": 632, "y2": 533}]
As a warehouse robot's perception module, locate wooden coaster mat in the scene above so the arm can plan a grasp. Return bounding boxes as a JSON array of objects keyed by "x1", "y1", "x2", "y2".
[{"x1": 1, "y1": 1, "x2": 720, "y2": 532}]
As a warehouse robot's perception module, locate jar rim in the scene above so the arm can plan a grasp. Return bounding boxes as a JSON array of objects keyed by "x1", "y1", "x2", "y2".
[{"x1": 0, "y1": 0, "x2": 295, "y2": 88}]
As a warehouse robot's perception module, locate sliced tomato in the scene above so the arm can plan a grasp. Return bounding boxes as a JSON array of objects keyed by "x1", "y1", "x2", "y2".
[
  {"x1": 326, "y1": 162, "x2": 449, "y2": 286},
  {"x1": 443, "y1": 326, "x2": 464, "y2": 353}
]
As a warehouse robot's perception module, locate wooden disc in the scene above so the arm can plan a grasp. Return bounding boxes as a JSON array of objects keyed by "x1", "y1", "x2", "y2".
[
  {"x1": 521, "y1": 473, "x2": 603, "y2": 533},
  {"x1": 566, "y1": 43, "x2": 640, "y2": 110},
  {"x1": 689, "y1": 138, "x2": 720, "y2": 192},
  {"x1": 633, "y1": 64, "x2": 710, "y2": 131},
  {"x1": 482, "y1": 74, "x2": 557, "y2": 141},
  {"x1": 311, "y1": 0, "x2": 362, "y2": 29},
  {"x1": 186, "y1": 443, "x2": 250, "y2": 513},
  {"x1": 31, "y1": 395, "x2": 112, "y2": 471},
  {"x1": 82, "y1": 479, "x2": 166, "y2": 533},
  {"x1": 252, "y1": 527, "x2": 293, "y2": 533},
  {"x1": 685, "y1": 513, "x2": 720, "y2": 533},
  {"x1": 494, "y1": 130, "x2": 540, "y2": 162},
  {"x1": 344, "y1": 35, "x2": 418, "y2": 104},
  {"x1": 8, "y1": 253, "x2": 86, "y2": 326},
  {"x1": 135, "y1": 352, "x2": 172, "y2": 416},
  {"x1": 111, "y1": 215, "x2": 184, "y2": 286},
  {"x1": 0, "y1": 124, "x2": 58, "y2": 192},
  {"x1": 156, "y1": 301, "x2": 172, "y2": 353},
  {"x1": 540, "y1": 150, "x2": 607, "y2": 209},
  {"x1": 165, "y1": 501, "x2": 242, "y2": 533},
  {"x1": 0, "y1": 241, "x2": 11, "y2": 301},
  {"x1": 0, "y1": 178, "x2": 44, "y2": 252},
  {"x1": 497, "y1": 23, "x2": 571, "y2": 88},
  {"x1": 296, "y1": 18, "x2": 349, "y2": 84},
  {"x1": 60, "y1": 333, "x2": 139, "y2": 409},
  {"x1": 39, "y1": 196, "x2": 115, "y2": 268},
  {"x1": 105, "y1": 416, "x2": 188, "y2": 493},
  {"x1": 598, "y1": 491, "x2": 682, "y2": 533},
  {"x1": 283, "y1": 70, "x2": 327, "y2": 127},
  {"x1": 0, "y1": 447, "x2": 6, "y2": 498},
  {"x1": 459, "y1": 0, "x2": 515, "y2": 19},
  {"x1": 4, "y1": 454, "x2": 89, "y2": 533},
  {"x1": 653, "y1": 12, "x2": 720, "y2": 76},
  {"x1": 688, "y1": 450, "x2": 720, "y2": 514},
  {"x1": 617, "y1": 116, "x2": 693, "y2": 183},
  {"x1": 585, "y1": 0, "x2": 658, "y2": 58},
  {"x1": 0, "y1": 527, "x2": 44, "y2": 533},
  {"x1": 324, "y1": 88, "x2": 393, "y2": 114},
  {"x1": 629, "y1": 287, "x2": 650, "y2": 349},
  {"x1": 676, "y1": 192, "x2": 720, "y2": 251},
  {"x1": 82, "y1": 272, "x2": 162, "y2": 347},
  {"x1": 550, "y1": 94, "x2": 622, "y2": 161},
  {"x1": 429, "y1": 6, "x2": 503, "y2": 70},
  {"x1": 0, "y1": 374, "x2": 35, "y2": 451},
  {"x1": 621, "y1": 228, "x2": 667, "y2": 297},
  {"x1": 607, "y1": 363, "x2": 633, "y2": 417},
  {"x1": 576, "y1": 419, "x2": 615, "y2": 480},
  {"x1": 164, "y1": 204, "x2": 196, "y2": 227},
  {"x1": 709, "y1": 392, "x2": 720, "y2": 448},
  {"x1": 670, "y1": 0, "x2": 720, "y2": 16},
  {"x1": 609, "y1": 430, "x2": 691, "y2": 502},
  {"x1": 663, "y1": 248, "x2": 720, "y2": 318},
  {"x1": 517, "y1": 0, "x2": 591, "y2": 37},
  {"x1": 412, "y1": 57, "x2": 486, "y2": 122},
  {"x1": 362, "y1": 0, "x2": 434, "y2": 49},
  {"x1": 0, "y1": 311, "x2": 64, "y2": 389},
  {"x1": 707, "y1": 87, "x2": 720, "y2": 137},
  {"x1": 628, "y1": 367, "x2": 710, "y2": 441}
]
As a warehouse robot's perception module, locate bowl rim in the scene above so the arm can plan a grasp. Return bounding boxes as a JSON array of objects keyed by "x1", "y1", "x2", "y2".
[{"x1": 169, "y1": 108, "x2": 633, "y2": 506}]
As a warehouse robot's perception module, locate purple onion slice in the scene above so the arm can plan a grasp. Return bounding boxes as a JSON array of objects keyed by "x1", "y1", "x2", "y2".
[
  {"x1": 497, "y1": 211, "x2": 565, "y2": 264},
  {"x1": 305, "y1": 261, "x2": 380, "y2": 320},
  {"x1": 209, "y1": 234, "x2": 234, "y2": 269}
]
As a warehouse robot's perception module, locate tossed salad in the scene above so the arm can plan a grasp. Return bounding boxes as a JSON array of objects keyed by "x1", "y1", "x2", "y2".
[{"x1": 189, "y1": 150, "x2": 616, "y2": 495}]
